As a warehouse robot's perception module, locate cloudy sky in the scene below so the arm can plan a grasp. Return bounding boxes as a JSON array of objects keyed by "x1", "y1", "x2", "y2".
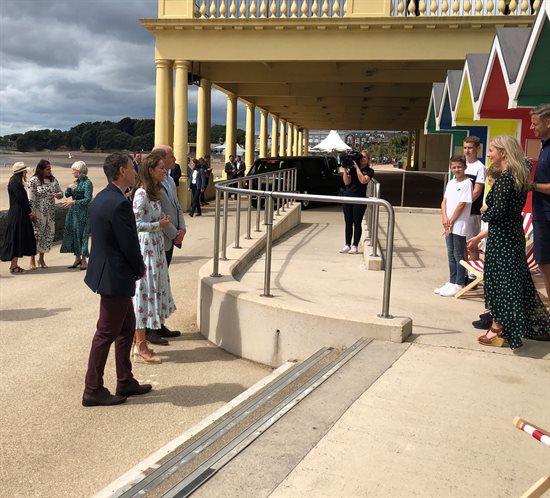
[{"x1": 0, "y1": 0, "x2": 236, "y2": 136}]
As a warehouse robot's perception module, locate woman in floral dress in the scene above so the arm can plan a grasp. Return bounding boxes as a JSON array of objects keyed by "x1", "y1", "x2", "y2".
[
  {"x1": 132, "y1": 152, "x2": 175, "y2": 363},
  {"x1": 60, "y1": 161, "x2": 93, "y2": 270},
  {"x1": 27, "y1": 160, "x2": 63, "y2": 268},
  {"x1": 479, "y1": 135, "x2": 550, "y2": 349}
]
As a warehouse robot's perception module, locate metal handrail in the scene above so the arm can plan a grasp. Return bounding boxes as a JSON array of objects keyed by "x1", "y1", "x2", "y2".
[{"x1": 212, "y1": 169, "x2": 395, "y2": 319}]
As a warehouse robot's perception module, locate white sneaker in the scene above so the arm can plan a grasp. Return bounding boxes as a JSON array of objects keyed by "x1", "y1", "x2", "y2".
[
  {"x1": 339, "y1": 245, "x2": 351, "y2": 254},
  {"x1": 440, "y1": 284, "x2": 463, "y2": 297},
  {"x1": 434, "y1": 283, "x2": 451, "y2": 294},
  {"x1": 349, "y1": 245, "x2": 358, "y2": 254}
]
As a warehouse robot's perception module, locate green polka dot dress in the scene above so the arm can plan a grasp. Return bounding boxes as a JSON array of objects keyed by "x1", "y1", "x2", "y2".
[{"x1": 482, "y1": 171, "x2": 550, "y2": 349}]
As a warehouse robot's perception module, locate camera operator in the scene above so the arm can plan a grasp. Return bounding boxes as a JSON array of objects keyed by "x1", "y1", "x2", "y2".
[{"x1": 339, "y1": 150, "x2": 374, "y2": 255}]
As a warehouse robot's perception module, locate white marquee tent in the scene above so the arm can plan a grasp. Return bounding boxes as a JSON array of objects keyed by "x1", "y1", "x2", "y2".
[
  {"x1": 211, "y1": 143, "x2": 246, "y2": 156},
  {"x1": 311, "y1": 130, "x2": 351, "y2": 153}
]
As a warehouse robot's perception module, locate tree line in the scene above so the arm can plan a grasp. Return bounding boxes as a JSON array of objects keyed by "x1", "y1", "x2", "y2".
[{"x1": 0, "y1": 117, "x2": 246, "y2": 153}]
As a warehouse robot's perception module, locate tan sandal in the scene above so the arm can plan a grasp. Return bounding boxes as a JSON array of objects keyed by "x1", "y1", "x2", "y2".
[{"x1": 133, "y1": 340, "x2": 161, "y2": 364}]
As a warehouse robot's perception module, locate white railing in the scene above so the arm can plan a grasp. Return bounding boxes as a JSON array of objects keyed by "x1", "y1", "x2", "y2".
[
  {"x1": 391, "y1": 0, "x2": 540, "y2": 16},
  {"x1": 195, "y1": 0, "x2": 346, "y2": 18},
  {"x1": 194, "y1": 0, "x2": 539, "y2": 18}
]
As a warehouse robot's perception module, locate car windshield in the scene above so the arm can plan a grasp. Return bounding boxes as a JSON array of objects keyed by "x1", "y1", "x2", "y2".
[{"x1": 253, "y1": 160, "x2": 283, "y2": 174}]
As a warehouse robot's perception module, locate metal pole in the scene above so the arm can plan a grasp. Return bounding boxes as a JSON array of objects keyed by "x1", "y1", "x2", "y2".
[
  {"x1": 211, "y1": 189, "x2": 222, "y2": 277},
  {"x1": 379, "y1": 203, "x2": 395, "y2": 318},
  {"x1": 222, "y1": 190, "x2": 229, "y2": 260},
  {"x1": 276, "y1": 172, "x2": 281, "y2": 216},
  {"x1": 400, "y1": 171, "x2": 406, "y2": 207},
  {"x1": 255, "y1": 177, "x2": 262, "y2": 232},
  {"x1": 234, "y1": 180, "x2": 242, "y2": 248},
  {"x1": 371, "y1": 183, "x2": 380, "y2": 257},
  {"x1": 262, "y1": 195, "x2": 274, "y2": 297},
  {"x1": 281, "y1": 171, "x2": 286, "y2": 212},
  {"x1": 246, "y1": 177, "x2": 252, "y2": 239}
]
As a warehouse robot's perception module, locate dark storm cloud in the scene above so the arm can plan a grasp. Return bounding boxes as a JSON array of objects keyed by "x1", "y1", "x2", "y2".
[
  {"x1": 0, "y1": 0, "x2": 237, "y2": 136},
  {"x1": 0, "y1": 0, "x2": 158, "y2": 134}
]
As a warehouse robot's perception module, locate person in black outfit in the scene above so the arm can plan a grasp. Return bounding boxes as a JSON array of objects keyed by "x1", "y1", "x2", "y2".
[
  {"x1": 189, "y1": 159, "x2": 205, "y2": 217},
  {"x1": 339, "y1": 150, "x2": 374, "y2": 255},
  {"x1": 200, "y1": 156, "x2": 212, "y2": 205},
  {"x1": 170, "y1": 161, "x2": 182, "y2": 187},
  {"x1": 1, "y1": 162, "x2": 37, "y2": 273}
]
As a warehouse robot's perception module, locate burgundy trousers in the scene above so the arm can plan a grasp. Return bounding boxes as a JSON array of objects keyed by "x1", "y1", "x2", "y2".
[{"x1": 84, "y1": 295, "x2": 135, "y2": 395}]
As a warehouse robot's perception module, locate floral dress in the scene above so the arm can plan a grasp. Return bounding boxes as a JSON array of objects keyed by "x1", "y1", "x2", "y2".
[
  {"x1": 27, "y1": 176, "x2": 62, "y2": 253},
  {"x1": 132, "y1": 188, "x2": 175, "y2": 330},
  {"x1": 481, "y1": 171, "x2": 550, "y2": 349},
  {"x1": 60, "y1": 176, "x2": 93, "y2": 257}
]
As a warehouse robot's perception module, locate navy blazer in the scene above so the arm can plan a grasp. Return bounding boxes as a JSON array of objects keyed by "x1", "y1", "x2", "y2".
[{"x1": 85, "y1": 183, "x2": 144, "y2": 297}]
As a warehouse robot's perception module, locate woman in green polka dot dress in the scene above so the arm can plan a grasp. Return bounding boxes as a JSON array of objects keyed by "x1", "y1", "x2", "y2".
[{"x1": 479, "y1": 135, "x2": 550, "y2": 349}]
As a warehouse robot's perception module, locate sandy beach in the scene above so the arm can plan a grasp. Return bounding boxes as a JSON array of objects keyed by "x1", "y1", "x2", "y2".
[{"x1": 0, "y1": 150, "x2": 230, "y2": 211}]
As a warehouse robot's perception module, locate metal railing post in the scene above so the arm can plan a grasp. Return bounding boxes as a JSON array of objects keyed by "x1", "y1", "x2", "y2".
[
  {"x1": 281, "y1": 171, "x2": 286, "y2": 212},
  {"x1": 400, "y1": 171, "x2": 406, "y2": 207},
  {"x1": 211, "y1": 189, "x2": 222, "y2": 277},
  {"x1": 246, "y1": 178, "x2": 252, "y2": 239},
  {"x1": 380, "y1": 203, "x2": 395, "y2": 319},
  {"x1": 261, "y1": 195, "x2": 274, "y2": 297},
  {"x1": 221, "y1": 190, "x2": 229, "y2": 260},
  {"x1": 276, "y1": 172, "x2": 281, "y2": 216},
  {"x1": 234, "y1": 180, "x2": 242, "y2": 248},
  {"x1": 255, "y1": 178, "x2": 262, "y2": 232},
  {"x1": 371, "y1": 183, "x2": 380, "y2": 257}
]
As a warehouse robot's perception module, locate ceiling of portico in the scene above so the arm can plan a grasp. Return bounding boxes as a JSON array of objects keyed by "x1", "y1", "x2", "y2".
[{"x1": 142, "y1": 16, "x2": 532, "y2": 131}]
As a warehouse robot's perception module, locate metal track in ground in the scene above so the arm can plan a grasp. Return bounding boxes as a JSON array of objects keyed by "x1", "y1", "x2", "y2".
[{"x1": 120, "y1": 338, "x2": 371, "y2": 498}]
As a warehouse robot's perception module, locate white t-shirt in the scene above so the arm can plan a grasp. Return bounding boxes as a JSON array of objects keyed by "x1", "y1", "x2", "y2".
[
  {"x1": 465, "y1": 159, "x2": 485, "y2": 215},
  {"x1": 444, "y1": 178, "x2": 473, "y2": 237}
]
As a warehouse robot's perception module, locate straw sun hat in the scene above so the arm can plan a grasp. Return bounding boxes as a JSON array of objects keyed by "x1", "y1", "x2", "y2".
[{"x1": 12, "y1": 162, "x2": 28, "y2": 174}]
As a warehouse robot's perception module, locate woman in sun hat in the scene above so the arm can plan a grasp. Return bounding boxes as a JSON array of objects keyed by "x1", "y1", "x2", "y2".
[{"x1": 0, "y1": 162, "x2": 37, "y2": 273}]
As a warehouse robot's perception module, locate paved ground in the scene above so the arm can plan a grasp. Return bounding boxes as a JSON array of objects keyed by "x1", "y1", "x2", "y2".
[{"x1": 0, "y1": 200, "x2": 270, "y2": 497}]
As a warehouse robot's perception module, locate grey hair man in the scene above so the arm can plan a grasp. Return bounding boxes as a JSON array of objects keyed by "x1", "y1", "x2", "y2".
[
  {"x1": 529, "y1": 103, "x2": 550, "y2": 300},
  {"x1": 147, "y1": 144, "x2": 187, "y2": 342}
]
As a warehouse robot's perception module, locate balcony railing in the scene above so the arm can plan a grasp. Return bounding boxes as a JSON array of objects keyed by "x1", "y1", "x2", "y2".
[{"x1": 192, "y1": 0, "x2": 540, "y2": 19}]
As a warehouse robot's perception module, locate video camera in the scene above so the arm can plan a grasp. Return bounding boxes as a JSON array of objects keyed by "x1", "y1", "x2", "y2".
[{"x1": 341, "y1": 153, "x2": 363, "y2": 168}]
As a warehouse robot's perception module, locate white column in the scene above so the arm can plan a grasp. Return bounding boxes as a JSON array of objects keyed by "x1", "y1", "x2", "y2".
[{"x1": 173, "y1": 60, "x2": 190, "y2": 210}]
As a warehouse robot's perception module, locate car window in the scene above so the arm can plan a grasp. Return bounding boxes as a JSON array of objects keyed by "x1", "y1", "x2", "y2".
[{"x1": 254, "y1": 160, "x2": 283, "y2": 174}]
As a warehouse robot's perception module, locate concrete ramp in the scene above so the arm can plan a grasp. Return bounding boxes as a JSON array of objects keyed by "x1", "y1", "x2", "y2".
[{"x1": 198, "y1": 203, "x2": 412, "y2": 367}]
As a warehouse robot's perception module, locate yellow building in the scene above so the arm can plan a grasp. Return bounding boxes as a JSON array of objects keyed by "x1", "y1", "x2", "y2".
[{"x1": 141, "y1": 0, "x2": 538, "y2": 206}]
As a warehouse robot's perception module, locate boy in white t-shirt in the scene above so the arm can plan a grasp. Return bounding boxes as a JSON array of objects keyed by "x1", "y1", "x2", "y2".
[
  {"x1": 463, "y1": 136, "x2": 485, "y2": 260},
  {"x1": 435, "y1": 156, "x2": 473, "y2": 297}
]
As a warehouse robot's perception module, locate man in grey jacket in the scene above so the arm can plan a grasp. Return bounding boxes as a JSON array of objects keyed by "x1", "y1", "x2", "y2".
[{"x1": 148, "y1": 144, "x2": 186, "y2": 342}]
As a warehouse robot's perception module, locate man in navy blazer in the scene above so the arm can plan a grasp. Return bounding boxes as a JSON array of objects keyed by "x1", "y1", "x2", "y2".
[{"x1": 82, "y1": 152, "x2": 150, "y2": 407}]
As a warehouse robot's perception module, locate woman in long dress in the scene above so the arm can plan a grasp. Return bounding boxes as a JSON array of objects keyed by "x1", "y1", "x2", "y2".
[
  {"x1": 0, "y1": 162, "x2": 37, "y2": 273},
  {"x1": 132, "y1": 152, "x2": 176, "y2": 363},
  {"x1": 479, "y1": 135, "x2": 550, "y2": 349},
  {"x1": 28, "y1": 160, "x2": 63, "y2": 269},
  {"x1": 60, "y1": 161, "x2": 93, "y2": 270}
]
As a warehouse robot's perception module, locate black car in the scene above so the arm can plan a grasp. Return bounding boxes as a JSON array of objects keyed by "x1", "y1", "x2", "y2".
[{"x1": 247, "y1": 155, "x2": 343, "y2": 208}]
